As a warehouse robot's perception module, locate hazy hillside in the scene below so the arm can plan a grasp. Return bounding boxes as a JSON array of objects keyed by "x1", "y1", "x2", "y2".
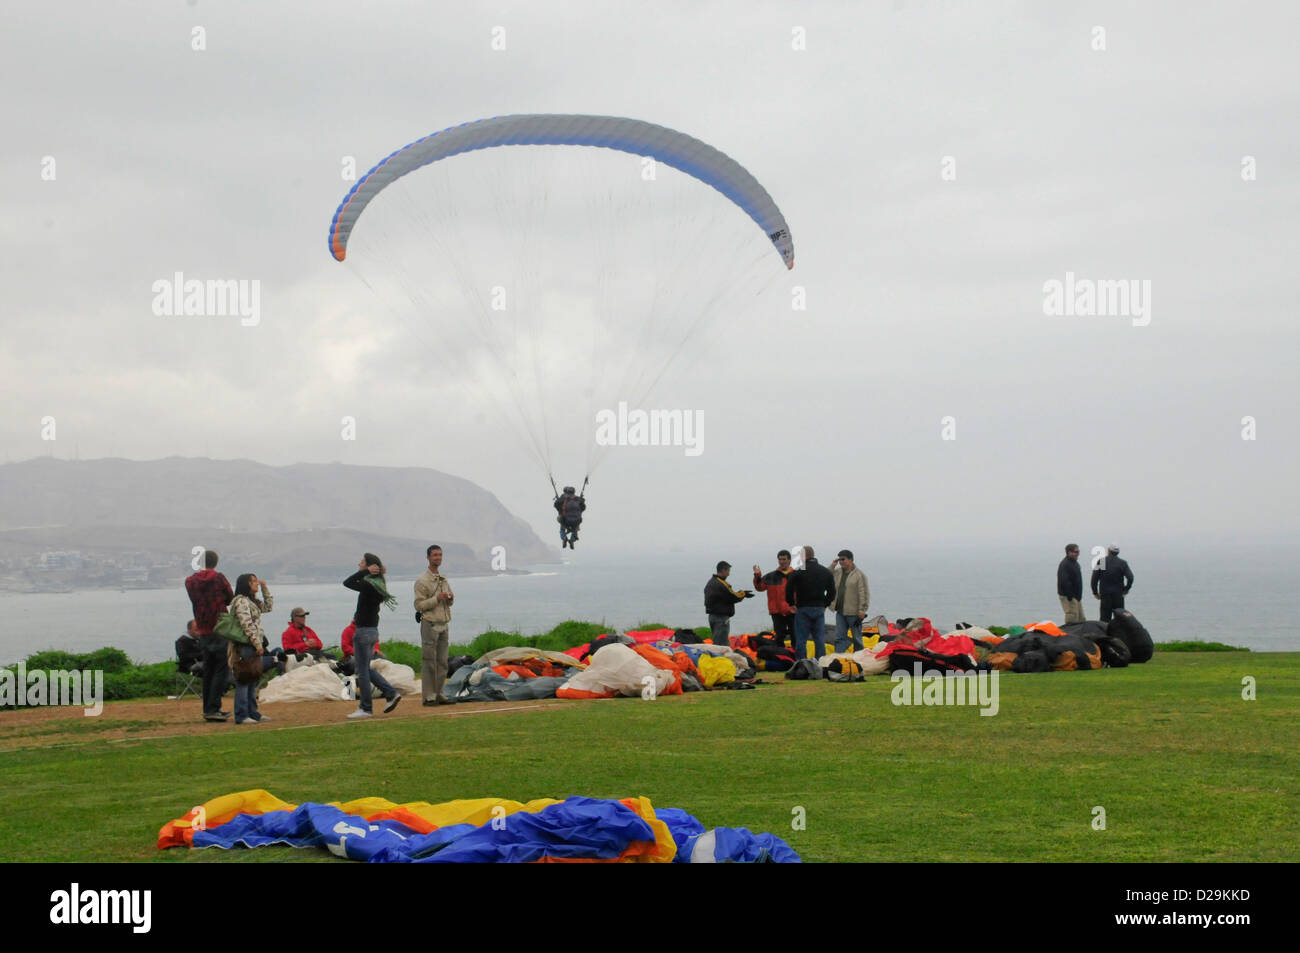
[{"x1": 0, "y1": 457, "x2": 556, "y2": 589}]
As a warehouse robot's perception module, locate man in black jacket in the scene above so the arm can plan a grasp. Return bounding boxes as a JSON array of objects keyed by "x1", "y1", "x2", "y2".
[
  {"x1": 1057, "y1": 543, "x2": 1084, "y2": 623},
  {"x1": 704, "y1": 561, "x2": 753, "y2": 647},
  {"x1": 1091, "y1": 544, "x2": 1135, "y2": 623},
  {"x1": 787, "y1": 546, "x2": 836, "y2": 660}
]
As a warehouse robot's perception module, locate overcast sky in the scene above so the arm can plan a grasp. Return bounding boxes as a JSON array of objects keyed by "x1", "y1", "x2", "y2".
[{"x1": 3, "y1": 1, "x2": 1297, "y2": 556}]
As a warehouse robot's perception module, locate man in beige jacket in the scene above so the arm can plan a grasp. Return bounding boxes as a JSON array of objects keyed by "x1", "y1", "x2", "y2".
[
  {"x1": 414, "y1": 544, "x2": 454, "y2": 705},
  {"x1": 830, "y1": 550, "x2": 870, "y2": 653}
]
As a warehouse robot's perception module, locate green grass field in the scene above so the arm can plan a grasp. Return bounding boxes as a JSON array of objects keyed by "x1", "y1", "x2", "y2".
[{"x1": 2, "y1": 652, "x2": 1296, "y2": 862}]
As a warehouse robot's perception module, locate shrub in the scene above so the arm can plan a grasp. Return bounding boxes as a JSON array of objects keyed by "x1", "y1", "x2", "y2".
[
  {"x1": 533, "y1": 620, "x2": 608, "y2": 651},
  {"x1": 381, "y1": 640, "x2": 422, "y2": 670},
  {"x1": 17, "y1": 650, "x2": 84, "y2": 672},
  {"x1": 23, "y1": 647, "x2": 133, "y2": 674},
  {"x1": 103, "y1": 663, "x2": 176, "y2": 701},
  {"x1": 1155, "y1": 641, "x2": 1250, "y2": 652}
]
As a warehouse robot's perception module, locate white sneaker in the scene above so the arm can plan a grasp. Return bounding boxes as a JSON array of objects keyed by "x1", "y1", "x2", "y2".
[{"x1": 346, "y1": 708, "x2": 372, "y2": 719}]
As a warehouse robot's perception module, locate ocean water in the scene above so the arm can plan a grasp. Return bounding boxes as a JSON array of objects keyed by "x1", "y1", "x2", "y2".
[{"x1": 2, "y1": 545, "x2": 1295, "y2": 665}]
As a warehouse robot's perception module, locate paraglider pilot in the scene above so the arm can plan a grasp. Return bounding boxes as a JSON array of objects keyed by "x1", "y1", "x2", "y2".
[{"x1": 554, "y1": 485, "x2": 586, "y2": 549}]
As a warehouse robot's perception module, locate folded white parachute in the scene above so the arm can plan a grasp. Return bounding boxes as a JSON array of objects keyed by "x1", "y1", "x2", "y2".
[
  {"x1": 559, "y1": 643, "x2": 675, "y2": 698},
  {"x1": 259, "y1": 658, "x2": 421, "y2": 703},
  {"x1": 372, "y1": 659, "x2": 421, "y2": 697},
  {"x1": 260, "y1": 664, "x2": 352, "y2": 703}
]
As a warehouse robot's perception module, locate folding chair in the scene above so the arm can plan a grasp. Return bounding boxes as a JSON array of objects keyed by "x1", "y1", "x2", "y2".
[{"x1": 173, "y1": 661, "x2": 202, "y2": 700}]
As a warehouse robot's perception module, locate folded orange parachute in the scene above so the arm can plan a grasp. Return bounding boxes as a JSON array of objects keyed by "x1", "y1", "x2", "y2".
[{"x1": 157, "y1": 790, "x2": 799, "y2": 863}]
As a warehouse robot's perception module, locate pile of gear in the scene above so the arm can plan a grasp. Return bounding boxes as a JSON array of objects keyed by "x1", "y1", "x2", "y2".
[
  {"x1": 757, "y1": 609, "x2": 1154, "y2": 680},
  {"x1": 443, "y1": 628, "x2": 761, "y2": 703}
]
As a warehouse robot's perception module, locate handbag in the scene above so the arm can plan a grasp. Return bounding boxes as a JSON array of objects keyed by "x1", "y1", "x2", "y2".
[
  {"x1": 231, "y1": 644, "x2": 264, "y2": 685},
  {"x1": 214, "y1": 611, "x2": 250, "y2": 645}
]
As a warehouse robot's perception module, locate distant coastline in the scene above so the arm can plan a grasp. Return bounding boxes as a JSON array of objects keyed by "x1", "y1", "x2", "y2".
[
  {"x1": 0, "y1": 566, "x2": 531, "y2": 595},
  {"x1": 0, "y1": 457, "x2": 561, "y2": 596}
]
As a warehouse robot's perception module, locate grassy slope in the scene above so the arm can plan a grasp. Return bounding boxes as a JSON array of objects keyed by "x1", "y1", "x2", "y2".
[{"x1": 2, "y1": 653, "x2": 1296, "y2": 863}]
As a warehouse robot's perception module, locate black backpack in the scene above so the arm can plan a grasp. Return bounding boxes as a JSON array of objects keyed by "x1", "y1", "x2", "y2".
[
  {"x1": 561, "y1": 496, "x2": 584, "y2": 521},
  {"x1": 785, "y1": 658, "x2": 823, "y2": 681},
  {"x1": 446, "y1": 654, "x2": 475, "y2": 677},
  {"x1": 583, "y1": 633, "x2": 622, "y2": 661},
  {"x1": 1093, "y1": 633, "x2": 1132, "y2": 668},
  {"x1": 1107, "y1": 610, "x2": 1154, "y2": 663}
]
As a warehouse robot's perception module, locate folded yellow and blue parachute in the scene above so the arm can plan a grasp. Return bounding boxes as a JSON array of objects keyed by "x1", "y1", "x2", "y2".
[{"x1": 157, "y1": 790, "x2": 798, "y2": 863}]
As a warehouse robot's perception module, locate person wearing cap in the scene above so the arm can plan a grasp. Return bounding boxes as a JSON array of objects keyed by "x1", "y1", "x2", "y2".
[
  {"x1": 1057, "y1": 544, "x2": 1085, "y2": 623},
  {"x1": 704, "y1": 561, "x2": 754, "y2": 648},
  {"x1": 281, "y1": 607, "x2": 326, "y2": 659},
  {"x1": 1090, "y1": 544, "x2": 1134, "y2": 623},
  {"x1": 830, "y1": 550, "x2": 870, "y2": 653}
]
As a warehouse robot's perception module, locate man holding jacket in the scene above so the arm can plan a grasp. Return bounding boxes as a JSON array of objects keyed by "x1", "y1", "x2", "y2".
[
  {"x1": 1091, "y1": 544, "x2": 1134, "y2": 623},
  {"x1": 830, "y1": 550, "x2": 870, "y2": 653},
  {"x1": 787, "y1": 546, "x2": 836, "y2": 660}
]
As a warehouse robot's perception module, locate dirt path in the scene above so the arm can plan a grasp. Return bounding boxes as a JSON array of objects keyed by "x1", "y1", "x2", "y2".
[{"x1": 0, "y1": 695, "x2": 570, "y2": 750}]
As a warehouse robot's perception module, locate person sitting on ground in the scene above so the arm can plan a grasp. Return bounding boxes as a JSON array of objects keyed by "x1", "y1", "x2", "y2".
[
  {"x1": 339, "y1": 618, "x2": 382, "y2": 677},
  {"x1": 281, "y1": 607, "x2": 327, "y2": 660},
  {"x1": 176, "y1": 619, "x2": 205, "y2": 676},
  {"x1": 554, "y1": 485, "x2": 586, "y2": 549}
]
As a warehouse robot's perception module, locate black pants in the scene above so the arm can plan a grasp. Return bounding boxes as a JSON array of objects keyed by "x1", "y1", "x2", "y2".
[
  {"x1": 200, "y1": 634, "x2": 230, "y2": 714},
  {"x1": 770, "y1": 613, "x2": 795, "y2": 646},
  {"x1": 1099, "y1": 592, "x2": 1126, "y2": 623}
]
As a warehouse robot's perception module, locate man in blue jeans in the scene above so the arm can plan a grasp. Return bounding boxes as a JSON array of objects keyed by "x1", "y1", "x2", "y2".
[
  {"x1": 830, "y1": 550, "x2": 870, "y2": 653},
  {"x1": 786, "y1": 546, "x2": 836, "y2": 660}
]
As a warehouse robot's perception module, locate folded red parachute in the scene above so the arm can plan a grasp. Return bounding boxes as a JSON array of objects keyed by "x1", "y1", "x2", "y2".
[
  {"x1": 157, "y1": 790, "x2": 798, "y2": 863},
  {"x1": 562, "y1": 628, "x2": 676, "y2": 661}
]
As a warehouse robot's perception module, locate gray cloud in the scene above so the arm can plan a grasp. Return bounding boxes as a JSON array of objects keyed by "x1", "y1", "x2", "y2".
[{"x1": 3, "y1": 1, "x2": 1297, "y2": 552}]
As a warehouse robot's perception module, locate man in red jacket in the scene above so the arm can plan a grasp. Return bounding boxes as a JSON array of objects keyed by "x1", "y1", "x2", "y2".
[
  {"x1": 754, "y1": 549, "x2": 797, "y2": 649},
  {"x1": 339, "y1": 620, "x2": 382, "y2": 676},
  {"x1": 281, "y1": 608, "x2": 326, "y2": 659},
  {"x1": 184, "y1": 550, "x2": 234, "y2": 722}
]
